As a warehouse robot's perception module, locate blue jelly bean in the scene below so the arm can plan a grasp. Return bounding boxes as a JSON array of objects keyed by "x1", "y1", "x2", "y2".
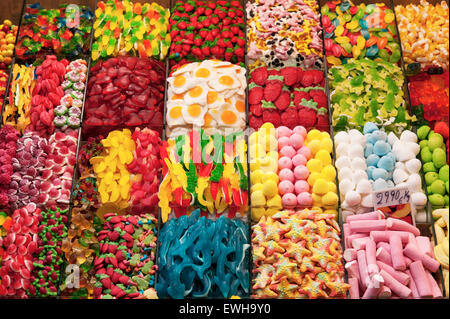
[
  {"x1": 363, "y1": 122, "x2": 379, "y2": 134},
  {"x1": 325, "y1": 31, "x2": 335, "y2": 39},
  {"x1": 332, "y1": 18, "x2": 340, "y2": 28},
  {"x1": 366, "y1": 45, "x2": 379, "y2": 57},
  {"x1": 373, "y1": 141, "x2": 391, "y2": 156},
  {"x1": 372, "y1": 168, "x2": 389, "y2": 180},
  {"x1": 340, "y1": 1, "x2": 350, "y2": 12},
  {"x1": 366, "y1": 154, "x2": 380, "y2": 167},
  {"x1": 364, "y1": 143, "x2": 374, "y2": 157},
  {"x1": 378, "y1": 155, "x2": 395, "y2": 172},
  {"x1": 359, "y1": 19, "x2": 369, "y2": 30},
  {"x1": 361, "y1": 29, "x2": 370, "y2": 40}
]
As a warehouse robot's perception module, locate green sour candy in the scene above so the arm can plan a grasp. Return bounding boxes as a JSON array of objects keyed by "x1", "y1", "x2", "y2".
[
  {"x1": 433, "y1": 148, "x2": 447, "y2": 169},
  {"x1": 429, "y1": 194, "x2": 445, "y2": 207},
  {"x1": 417, "y1": 125, "x2": 431, "y2": 140},
  {"x1": 421, "y1": 147, "x2": 432, "y2": 163}
]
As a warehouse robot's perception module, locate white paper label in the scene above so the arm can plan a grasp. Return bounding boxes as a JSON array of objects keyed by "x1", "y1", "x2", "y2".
[{"x1": 372, "y1": 186, "x2": 411, "y2": 209}]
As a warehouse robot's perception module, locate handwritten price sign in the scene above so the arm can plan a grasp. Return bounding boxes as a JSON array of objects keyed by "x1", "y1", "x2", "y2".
[{"x1": 372, "y1": 186, "x2": 411, "y2": 209}]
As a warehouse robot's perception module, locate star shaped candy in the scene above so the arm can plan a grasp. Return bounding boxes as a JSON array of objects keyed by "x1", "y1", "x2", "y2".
[
  {"x1": 299, "y1": 274, "x2": 328, "y2": 299},
  {"x1": 253, "y1": 270, "x2": 273, "y2": 290},
  {"x1": 300, "y1": 256, "x2": 316, "y2": 274},
  {"x1": 252, "y1": 245, "x2": 266, "y2": 262},
  {"x1": 260, "y1": 285, "x2": 279, "y2": 299},
  {"x1": 283, "y1": 241, "x2": 311, "y2": 263},
  {"x1": 263, "y1": 240, "x2": 285, "y2": 256},
  {"x1": 273, "y1": 256, "x2": 297, "y2": 281},
  {"x1": 324, "y1": 279, "x2": 351, "y2": 298},
  {"x1": 270, "y1": 277, "x2": 298, "y2": 299},
  {"x1": 310, "y1": 247, "x2": 334, "y2": 269},
  {"x1": 315, "y1": 220, "x2": 332, "y2": 238},
  {"x1": 261, "y1": 220, "x2": 287, "y2": 242}
]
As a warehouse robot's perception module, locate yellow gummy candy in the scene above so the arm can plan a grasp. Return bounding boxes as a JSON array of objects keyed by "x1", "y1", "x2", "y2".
[
  {"x1": 356, "y1": 36, "x2": 365, "y2": 50},
  {"x1": 352, "y1": 46, "x2": 361, "y2": 58},
  {"x1": 110, "y1": 188, "x2": 120, "y2": 202},
  {"x1": 100, "y1": 190, "x2": 109, "y2": 203},
  {"x1": 335, "y1": 25, "x2": 344, "y2": 37},
  {"x1": 335, "y1": 36, "x2": 350, "y2": 44},
  {"x1": 94, "y1": 161, "x2": 107, "y2": 174},
  {"x1": 346, "y1": 20, "x2": 359, "y2": 30}
]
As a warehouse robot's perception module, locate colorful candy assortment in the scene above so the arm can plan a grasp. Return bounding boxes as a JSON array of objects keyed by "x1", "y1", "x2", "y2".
[
  {"x1": 343, "y1": 211, "x2": 442, "y2": 299},
  {"x1": 252, "y1": 210, "x2": 349, "y2": 298},
  {"x1": 336, "y1": 123, "x2": 428, "y2": 223},
  {"x1": 157, "y1": 210, "x2": 250, "y2": 299},
  {"x1": 0, "y1": 19, "x2": 17, "y2": 69},
  {"x1": 329, "y1": 59, "x2": 414, "y2": 131},
  {"x1": 166, "y1": 60, "x2": 246, "y2": 137},
  {"x1": 248, "y1": 66, "x2": 328, "y2": 130},
  {"x1": 92, "y1": 1, "x2": 170, "y2": 61},
  {"x1": 15, "y1": 3, "x2": 93, "y2": 60},
  {"x1": 0, "y1": 125, "x2": 19, "y2": 208},
  {"x1": 93, "y1": 213, "x2": 158, "y2": 299},
  {"x1": 0, "y1": 204, "x2": 41, "y2": 298},
  {"x1": 246, "y1": 0, "x2": 323, "y2": 70},
  {"x1": 395, "y1": 0, "x2": 449, "y2": 71},
  {"x1": 159, "y1": 130, "x2": 248, "y2": 222},
  {"x1": 323, "y1": 0, "x2": 401, "y2": 66},
  {"x1": 168, "y1": 0, "x2": 245, "y2": 68},
  {"x1": 54, "y1": 59, "x2": 88, "y2": 131},
  {"x1": 432, "y1": 208, "x2": 449, "y2": 297},
  {"x1": 85, "y1": 56, "x2": 165, "y2": 128},
  {"x1": 417, "y1": 125, "x2": 449, "y2": 209}
]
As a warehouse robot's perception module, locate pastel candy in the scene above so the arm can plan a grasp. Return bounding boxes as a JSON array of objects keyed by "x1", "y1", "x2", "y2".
[
  {"x1": 388, "y1": 132, "x2": 400, "y2": 145},
  {"x1": 346, "y1": 191, "x2": 362, "y2": 206},
  {"x1": 297, "y1": 146, "x2": 312, "y2": 159},
  {"x1": 372, "y1": 168, "x2": 389, "y2": 181},
  {"x1": 276, "y1": 126, "x2": 292, "y2": 138},
  {"x1": 294, "y1": 165, "x2": 309, "y2": 180},
  {"x1": 356, "y1": 179, "x2": 372, "y2": 194},
  {"x1": 297, "y1": 192, "x2": 313, "y2": 206},
  {"x1": 278, "y1": 136, "x2": 290, "y2": 149},
  {"x1": 337, "y1": 143, "x2": 350, "y2": 157},
  {"x1": 280, "y1": 146, "x2": 296, "y2": 159},
  {"x1": 279, "y1": 168, "x2": 295, "y2": 182},
  {"x1": 407, "y1": 174, "x2": 422, "y2": 192},
  {"x1": 349, "y1": 145, "x2": 364, "y2": 158},
  {"x1": 352, "y1": 157, "x2": 367, "y2": 171},
  {"x1": 282, "y1": 193, "x2": 298, "y2": 207},
  {"x1": 352, "y1": 170, "x2": 368, "y2": 185},
  {"x1": 279, "y1": 180, "x2": 294, "y2": 195},
  {"x1": 378, "y1": 155, "x2": 395, "y2": 171},
  {"x1": 366, "y1": 154, "x2": 380, "y2": 167},
  {"x1": 364, "y1": 143, "x2": 374, "y2": 157},
  {"x1": 411, "y1": 192, "x2": 427, "y2": 207},
  {"x1": 340, "y1": 178, "x2": 355, "y2": 195},
  {"x1": 364, "y1": 122, "x2": 379, "y2": 134},
  {"x1": 351, "y1": 134, "x2": 366, "y2": 146},
  {"x1": 336, "y1": 156, "x2": 352, "y2": 170},
  {"x1": 292, "y1": 154, "x2": 307, "y2": 166},
  {"x1": 292, "y1": 126, "x2": 307, "y2": 139},
  {"x1": 289, "y1": 133, "x2": 304, "y2": 149},
  {"x1": 278, "y1": 156, "x2": 293, "y2": 170},
  {"x1": 400, "y1": 130, "x2": 418, "y2": 143},
  {"x1": 374, "y1": 141, "x2": 391, "y2": 156},
  {"x1": 373, "y1": 178, "x2": 389, "y2": 190},
  {"x1": 393, "y1": 169, "x2": 409, "y2": 184},
  {"x1": 366, "y1": 166, "x2": 375, "y2": 179},
  {"x1": 295, "y1": 180, "x2": 310, "y2": 194},
  {"x1": 361, "y1": 194, "x2": 374, "y2": 207},
  {"x1": 339, "y1": 167, "x2": 353, "y2": 181},
  {"x1": 405, "y1": 159, "x2": 421, "y2": 174},
  {"x1": 334, "y1": 131, "x2": 350, "y2": 145}
]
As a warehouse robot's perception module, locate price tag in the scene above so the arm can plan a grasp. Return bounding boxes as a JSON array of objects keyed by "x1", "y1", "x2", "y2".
[{"x1": 372, "y1": 186, "x2": 411, "y2": 209}]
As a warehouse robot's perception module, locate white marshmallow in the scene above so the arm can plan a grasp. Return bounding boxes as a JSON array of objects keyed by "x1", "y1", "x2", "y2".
[
  {"x1": 334, "y1": 131, "x2": 350, "y2": 145},
  {"x1": 351, "y1": 134, "x2": 366, "y2": 145},
  {"x1": 405, "y1": 142, "x2": 420, "y2": 156},
  {"x1": 411, "y1": 192, "x2": 427, "y2": 207},
  {"x1": 405, "y1": 158, "x2": 421, "y2": 174},
  {"x1": 339, "y1": 178, "x2": 355, "y2": 195},
  {"x1": 345, "y1": 191, "x2": 362, "y2": 207},
  {"x1": 335, "y1": 156, "x2": 351, "y2": 170},
  {"x1": 361, "y1": 194, "x2": 374, "y2": 207},
  {"x1": 356, "y1": 206, "x2": 373, "y2": 214},
  {"x1": 406, "y1": 173, "x2": 422, "y2": 192},
  {"x1": 336, "y1": 143, "x2": 350, "y2": 157},
  {"x1": 393, "y1": 168, "x2": 409, "y2": 184},
  {"x1": 395, "y1": 182, "x2": 409, "y2": 189},
  {"x1": 338, "y1": 167, "x2": 353, "y2": 181},
  {"x1": 351, "y1": 157, "x2": 367, "y2": 171},
  {"x1": 356, "y1": 179, "x2": 372, "y2": 194},
  {"x1": 387, "y1": 180, "x2": 395, "y2": 188},
  {"x1": 388, "y1": 132, "x2": 400, "y2": 145},
  {"x1": 400, "y1": 130, "x2": 418, "y2": 143},
  {"x1": 349, "y1": 145, "x2": 364, "y2": 158},
  {"x1": 396, "y1": 148, "x2": 416, "y2": 162},
  {"x1": 348, "y1": 129, "x2": 364, "y2": 139},
  {"x1": 395, "y1": 162, "x2": 406, "y2": 170}
]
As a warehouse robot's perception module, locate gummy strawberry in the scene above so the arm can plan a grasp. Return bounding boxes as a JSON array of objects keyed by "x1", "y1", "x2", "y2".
[
  {"x1": 249, "y1": 116, "x2": 264, "y2": 129},
  {"x1": 249, "y1": 84, "x2": 263, "y2": 105},
  {"x1": 298, "y1": 107, "x2": 317, "y2": 128},
  {"x1": 293, "y1": 90, "x2": 311, "y2": 107},
  {"x1": 274, "y1": 90, "x2": 291, "y2": 111},
  {"x1": 251, "y1": 67, "x2": 268, "y2": 86},
  {"x1": 262, "y1": 110, "x2": 281, "y2": 127},
  {"x1": 263, "y1": 75, "x2": 283, "y2": 102},
  {"x1": 280, "y1": 67, "x2": 298, "y2": 86},
  {"x1": 250, "y1": 103, "x2": 263, "y2": 117},
  {"x1": 281, "y1": 108, "x2": 300, "y2": 129}
]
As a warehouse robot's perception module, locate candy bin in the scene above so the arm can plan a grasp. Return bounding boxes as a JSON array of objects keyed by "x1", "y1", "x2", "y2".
[
  {"x1": 0, "y1": 19, "x2": 18, "y2": 69},
  {"x1": 336, "y1": 122, "x2": 429, "y2": 224},
  {"x1": 91, "y1": 0, "x2": 171, "y2": 62},
  {"x1": 168, "y1": 0, "x2": 245, "y2": 69},
  {"x1": 156, "y1": 209, "x2": 250, "y2": 298},
  {"x1": 395, "y1": 0, "x2": 449, "y2": 74},
  {"x1": 249, "y1": 123, "x2": 339, "y2": 222},
  {"x1": 251, "y1": 209, "x2": 349, "y2": 299},
  {"x1": 246, "y1": 0, "x2": 323, "y2": 70},
  {"x1": 14, "y1": 1, "x2": 95, "y2": 61},
  {"x1": 158, "y1": 129, "x2": 248, "y2": 223},
  {"x1": 166, "y1": 60, "x2": 247, "y2": 138}
]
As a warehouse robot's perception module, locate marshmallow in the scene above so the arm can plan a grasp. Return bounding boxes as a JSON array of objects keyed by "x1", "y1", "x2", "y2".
[
  {"x1": 405, "y1": 158, "x2": 421, "y2": 174},
  {"x1": 393, "y1": 168, "x2": 409, "y2": 184}
]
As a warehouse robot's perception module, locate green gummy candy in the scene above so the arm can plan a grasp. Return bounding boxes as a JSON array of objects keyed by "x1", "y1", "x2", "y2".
[
  {"x1": 419, "y1": 140, "x2": 428, "y2": 150},
  {"x1": 423, "y1": 162, "x2": 437, "y2": 173},
  {"x1": 439, "y1": 165, "x2": 449, "y2": 182},
  {"x1": 428, "y1": 134, "x2": 444, "y2": 151},
  {"x1": 429, "y1": 194, "x2": 445, "y2": 207},
  {"x1": 421, "y1": 147, "x2": 432, "y2": 163},
  {"x1": 433, "y1": 148, "x2": 447, "y2": 169},
  {"x1": 430, "y1": 180, "x2": 446, "y2": 195},
  {"x1": 425, "y1": 172, "x2": 439, "y2": 186}
]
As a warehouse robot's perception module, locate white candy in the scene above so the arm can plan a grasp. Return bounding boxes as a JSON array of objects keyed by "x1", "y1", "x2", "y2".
[
  {"x1": 411, "y1": 192, "x2": 427, "y2": 207},
  {"x1": 349, "y1": 145, "x2": 364, "y2": 158},
  {"x1": 405, "y1": 142, "x2": 420, "y2": 156},
  {"x1": 396, "y1": 148, "x2": 416, "y2": 162},
  {"x1": 348, "y1": 129, "x2": 364, "y2": 139},
  {"x1": 334, "y1": 131, "x2": 350, "y2": 145},
  {"x1": 415, "y1": 211, "x2": 427, "y2": 224},
  {"x1": 400, "y1": 130, "x2": 418, "y2": 143},
  {"x1": 395, "y1": 182, "x2": 409, "y2": 189},
  {"x1": 393, "y1": 168, "x2": 409, "y2": 184},
  {"x1": 387, "y1": 180, "x2": 394, "y2": 188},
  {"x1": 339, "y1": 178, "x2": 355, "y2": 195},
  {"x1": 373, "y1": 178, "x2": 388, "y2": 190},
  {"x1": 407, "y1": 173, "x2": 422, "y2": 192},
  {"x1": 361, "y1": 194, "x2": 374, "y2": 208},
  {"x1": 345, "y1": 190, "x2": 362, "y2": 207},
  {"x1": 395, "y1": 162, "x2": 406, "y2": 170},
  {"x1": 335, "y1": 156, "x2": 351, "y2": 170},
  {"x1": 351, "y1": 157, "x2": 367, "y2": 171},
  {"x1": 405, "y1": 158, "x2": 421, "y2": 174},
  {"x1": 336, "y1": 143, "x2": 350, "y2": 157},
  {"x1": 388, "y1": 132, "x2": 399, "y2": 146},
  {"x1": 338, "y1": 167, "x2": 353, "y2": 182},
  {"x1": 352, "y1": 170, "x2": 368, "y2": 185},
  {"x1": 351, "y1": 134, "x2": 366, "y2": 146},
  {"x1": 392, "y1": 140, "x2": 402, "y2": 153},
  {"x1": 356, "y1": 179, "x2": 372, "y2": 194}
]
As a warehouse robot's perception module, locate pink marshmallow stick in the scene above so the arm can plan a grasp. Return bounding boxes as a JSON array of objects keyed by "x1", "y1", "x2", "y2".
[
  {"x1": 349, "y1": 219, "x2": 387, "y2": 233},
  {"x1": 390, "y1": 234, "x2": 407, "y2": 271},
  {"x1": 357, "y1": 250, "x2": 370, "y2": 289},
  {"x1": 376, "y1": 261, "x2": 410, "y2": 285},
  {"x1": 376, "y1": 247, "x2": 392, "y2": 266},
  {"x1": 370, "y1": 231, "x2": 410, "y2": 244},
  {"x1": 365, "y1": 239, "x2": 379, "y2": 275},
  {"x1": 409, "y1": 261, "x2": 433, "y2": 298},
  {"x1": 348, "y1": 277, "x2": 360, "y2": 299},
  {"x1": 344, "y1": 248, "x2": 358, "y2": 262},
  {"x1": 403, "y1": 243, "x2": 441, "y2": 272},
  {"x1": 347, "y1": 233, "x2": 369, "y2": 248},
  {"x1": 342, "y1": 211, "x2": 355, "y2": 223},
  {"x1": 353, "y1": 237, "x2": 371, "y2": 250},
  {"x1": 376, "y1": 241, "x2": 391, "y2": 252},
  {"x1": 362, "y1": 274, "x2": 384, "y2": 299},
  {"x1": 346, "y1": 210, "x2": 386, "y2": 222},
  {"x1": 405, "y1": 256, "x2": 413, "y2": 267},
  {"x1": 377, "y1": 285, "x2": 392, "y2": 299},
  {"x1": 416, "y1": 236, "x2": 433, "y2": 257},
  {"x1": 386, "y1": 218, "x2": 420, "y2": 237},
  {"x1": 343, "y1": 223, "x2": 351, "y2": 236},
  {"x1": 425, "y1": 271, "x2": 443, "y2": 299},
  {"x1": 406, "y1": 270, "x2": 420, "y2": 299},
  {"x1": 379, "y1": 269, "x2": 412, "y2": 298},
  {"x1": 345, "y1": 260, "x2": 361, "y2": 287}
]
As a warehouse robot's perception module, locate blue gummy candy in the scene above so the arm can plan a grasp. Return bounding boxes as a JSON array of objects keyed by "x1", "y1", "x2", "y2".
[
  {"x1": 377, "y1": 155, "x2": 395, "y2": 172},
  {"x1": 372, "y1": 167, "x2": 389, "y2": 180},
  {"x1": 363, "y1": 122, "x2": 378, "y2": 134},
  {"x1": 366, "y1": 154, "x2": 380, "y2": 167},
  {"x1": 373, "y1": 141, "x2": 391, "y2": 156}
]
